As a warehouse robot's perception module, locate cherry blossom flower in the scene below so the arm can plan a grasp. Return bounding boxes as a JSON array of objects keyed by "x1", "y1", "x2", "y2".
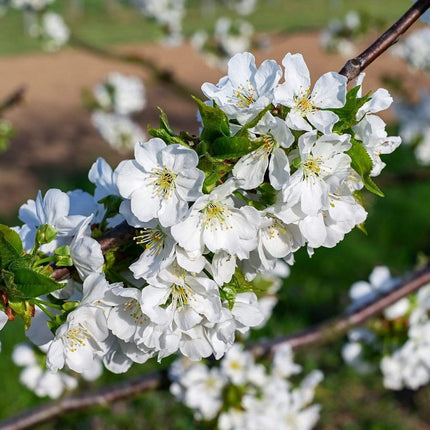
[
  {"x1": 116, "y1": 138, "x2": 204, "y2": 227},
  {"x1": 274, "y1": 53, "x2": 347, "y2": 134}
]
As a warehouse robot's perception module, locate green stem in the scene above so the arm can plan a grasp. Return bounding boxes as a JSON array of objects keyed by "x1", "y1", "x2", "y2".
[
  {"x1": 33, "y1": 298, "x2": 62, "y2": 310},
  {"x1": 33, "y1": 256, "x2": 55, "y2": 267},
  {"x1": 35, "y1": 303, "x2": 55, "y2": 320}
]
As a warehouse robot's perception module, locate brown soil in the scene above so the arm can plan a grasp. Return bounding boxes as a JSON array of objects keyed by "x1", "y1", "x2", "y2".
[{"x1": 0, "y1": 31, "x2": 428, "y2": 220}]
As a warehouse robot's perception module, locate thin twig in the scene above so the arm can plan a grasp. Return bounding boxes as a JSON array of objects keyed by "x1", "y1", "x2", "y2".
[
  {"x1": 3, "y1": 265, "x2": 430, "y2": 430},
  {"x1": 69, "y1": 35, "x2": 196, "y2": 98},
  {"x1": 0, "y1": 371, "x2": 166, "y2": 430},
  {"x1": 0, "y1": 86, "x2": 26, "y2": 115},
  {"x1": 338, "y1": 0, "x2": 430, "y2": 81}
]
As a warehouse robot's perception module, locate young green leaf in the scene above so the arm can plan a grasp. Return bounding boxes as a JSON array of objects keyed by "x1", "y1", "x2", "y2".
[
  {"x1": 347, "y1": 139, "x2": 384, "y2": 197},
  {"x1": 0, "y1": 224, "x2": 23, "y2": 269}
]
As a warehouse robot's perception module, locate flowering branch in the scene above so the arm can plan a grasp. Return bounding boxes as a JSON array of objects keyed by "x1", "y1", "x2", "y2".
[
  {"x1": 69, "y1": 35, "x2": 195, "y2": 98},
  {"x1": 0, "y1": 86, "x2": 26, "y2": 116},
  {"x1": 338, "y1": 0, "x2": 430, "y2": 80},
  {"x1": 3, "y1": 265, "x2": 430, "y2": 430}
]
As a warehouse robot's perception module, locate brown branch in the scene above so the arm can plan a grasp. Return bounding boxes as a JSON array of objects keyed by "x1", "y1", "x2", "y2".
[
  {"x1": 51, "y1": 221, "x2": 135, "y2": 281},
  {"x1": 339, "y1": 0, "x2": 430, "y2": 81},
  {"x1": 0, "y1": 86, "x2": 26, "y2": 115},
  {"x1": 4, "y1": 264, "x2": 430, "y2": 430},
  {"x1": 251, "y1": 264, "x2": 430, "y2": 357},
  {"x1": 0, "y1": 371, "x2": 166, "y2": 430},
  {"x1": 69, "y1": 35, "x2": 196, "y2": 98}
]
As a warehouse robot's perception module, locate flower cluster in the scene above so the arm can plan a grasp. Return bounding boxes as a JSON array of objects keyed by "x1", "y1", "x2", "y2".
[
  {"x1": 393, "y1": 90, "x2": 430, "y2": 164},
  {"x1": 127, "y1": 0, "x2": 185, "y2": 46},
  {"x1": 0, "y1": 51, "x2": 400, "y2": 381},
  {"x1": 191, "y1": 17, "x2": 254, "y2": 69},
  {"x1": 12, "y1": 343, "x2": 102, "y2": 398},
  {"x1": 320, "y1": 11, "x2": 361, "y2": 57},
  {"x1": 342, "y1": 266, "x2": 430, "y2": 391},
  {"x1": 320, "y1": 10, "x2": 387, "y2": 58},
  {"x1": 90, "y1": 72, "x2": 147, "y2": 152},
  {"x1": 170, "y1": 343, "x2": 323, "y2": 430},
  {"x1": 223, "y1": 0, "x2": 258, "y2": 16},
  {"x1": 391, "y1": 28, "x2": 430, "y2": 73}
]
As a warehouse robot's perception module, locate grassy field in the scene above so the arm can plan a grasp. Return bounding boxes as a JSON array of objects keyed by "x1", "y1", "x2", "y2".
[
  {"x1": 1, "y1": 0, "x2": 430, "y2": 429},
  {"x1": 0, "y1": 0, "x2": 412, "y2": 55}
]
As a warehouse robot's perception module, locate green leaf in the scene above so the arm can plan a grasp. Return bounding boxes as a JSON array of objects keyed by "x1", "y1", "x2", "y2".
[
  {"x1": 192, "y1": 96, "x2": 230, "y2": 142},
  {"x1": 211, "y1": 135, "x2": 256, "y2": 159},
  {"x1": 235, "y1": 104, "x2": 273, "y2": 138},
  {"x1": 347, "y1": 139, "x2": 384, "y2": 197},
  {"x1": 99, "y1": 195, "x2": 123, "y2": 219},
  {"x1": 220, "y1": 267, "x2": 255, "y2": 309},
  {"x1": 0, "y1": 224, "x2": 23, "y2": 268},
  {"x1": 157, "y1": 107, "x2": 175, "y2": 135},
  {"x1": 332, "y1": 86, "x2": 372, "y2": 133},
  {"x1": 11, "y1": 267, "x2": 63, "y2": 299},
  {"x1": 147, "y1": 127, "x2": 187, "y2": 146}
]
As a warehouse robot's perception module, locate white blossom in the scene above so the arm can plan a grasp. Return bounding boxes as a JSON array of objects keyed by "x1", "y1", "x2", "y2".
[
  {"x1": 93, "y1": 73, "x2": 146, "y2": 116},
  {"x1": 92, "y1": 111, "x2": 146, "y2": 153},
  {"x1": 274, "y1": 53, "x2": 347, "y2": 134},
  {"x1": 117, "y1": 139, "x2": 204, "y2": 227},
  {"x1": 201, "y1": 52, "x2": 282, "y2": 124}
]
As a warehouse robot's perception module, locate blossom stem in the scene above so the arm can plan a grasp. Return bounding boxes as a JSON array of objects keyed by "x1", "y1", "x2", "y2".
[
  {"x1": 32, "y1": 298, "x2": 62, "y2": 311},
  {"x1": 34, "y1": 303, "x2": 55, "y2": 321},
  {"x1": 338, "y1": 0, "x2": 430, "y2": 81}
]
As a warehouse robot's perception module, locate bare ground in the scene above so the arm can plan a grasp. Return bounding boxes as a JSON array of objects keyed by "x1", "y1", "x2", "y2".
[{"x1": 0, "y1": 31, "x2": 428, "y2": 219}]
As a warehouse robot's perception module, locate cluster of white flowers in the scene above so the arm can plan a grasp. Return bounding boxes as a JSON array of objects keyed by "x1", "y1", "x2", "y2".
[
  {"x1": 170, "y1": 343, "x2": 323, "y2": 429},
  {"x1": 393, "y1": 91, "x2": 430, "y2": 164},
  {"x1": 223, "y1": 0, "x2": 258, "y2": 16},
  {"x1": 39, "y1": 11, "x2": 69, "y2": 51},
  {"x1": 320, "y1": 11, "x2": 361, "y2": 57},
  {"x1": 191, "y1": 17, "x2": 254, "y2": 69},
  {"x1": 342, "y1": 266, "x2": 430, "y2": 391},
  {"x1": 391, "y1": 28, "x2": 430, "y2": 72},
  {"x1": 1, "y1": 51, "x2": 400, "y2": 381},
  {"x1": 127, "y1": 0, "x2": 185, "y2": 46},
  {"x1": 12, "y1": 343, "x2": 102, "y2": 398},
  {"x1": 9, "y1": 0, "x2": 53, "y2": 10},
  {"x1": 91, "y1": 73, "x2": 147, "y2": 152}
]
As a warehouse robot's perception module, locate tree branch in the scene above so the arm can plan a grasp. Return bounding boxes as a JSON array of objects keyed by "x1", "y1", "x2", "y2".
[
  {"x1": 3, "y1": 265, "x2": 430, "y2": 430},
  {"x1": 51, "y1": 221, "x2": 135, "y2": 281},
  {"x1": 0, "y1": 86, "x2": 26, "y2": 116},
  {"x1": 0, "y1": 371, "x2": 166, "y2": 430},
  {"x1": 69, "y1": 35, "x2": 196, "y2": 98},
  {"x1": 338, "y1": 0, "x2": 430, "y2": 81}
]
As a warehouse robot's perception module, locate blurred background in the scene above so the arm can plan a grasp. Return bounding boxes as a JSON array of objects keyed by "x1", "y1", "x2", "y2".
[{"x1": 1, "y1": 0, "x2": 430, "y2": 428}]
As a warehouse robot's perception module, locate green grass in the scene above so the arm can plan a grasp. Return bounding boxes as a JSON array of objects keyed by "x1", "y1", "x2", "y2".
[{"x1": 0, "y1": 0, "x2": 412, "y2": 55}]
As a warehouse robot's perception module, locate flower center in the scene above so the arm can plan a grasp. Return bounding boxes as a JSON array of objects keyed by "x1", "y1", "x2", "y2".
[
  {"x1": 302, "y1": 156, "x2": 323, "y2": 178},
  {"x1": 170, "y1": 284, "x2": 193, "y2": 309},
  {"x1": 134, "y1": 227, "x2": 167, "y2": 256},
  {"x1": 123, "y1": 299, "x2": 146, "y2": 325},
  {"x1": 230, "y1": 79, "x2": 257, "y2": 108},
  {"x1": 294, "y1": 88, "x2": 315, "y2": 116},
  {"x1": 150, "y1": 166, "x2": 177, "y2": 198},
  {"x1": 253, "y1": 134, "x2": 276, "y2": 160},
  {"x1": 202, "y1": 201, "x2": 232, "y2": 231},
  {"x1": 265, "y1": 214, "x2": 288, "y2": 239},
  {"x1": 65, "y1": 326, "x2": 91, "y2": 352}
]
